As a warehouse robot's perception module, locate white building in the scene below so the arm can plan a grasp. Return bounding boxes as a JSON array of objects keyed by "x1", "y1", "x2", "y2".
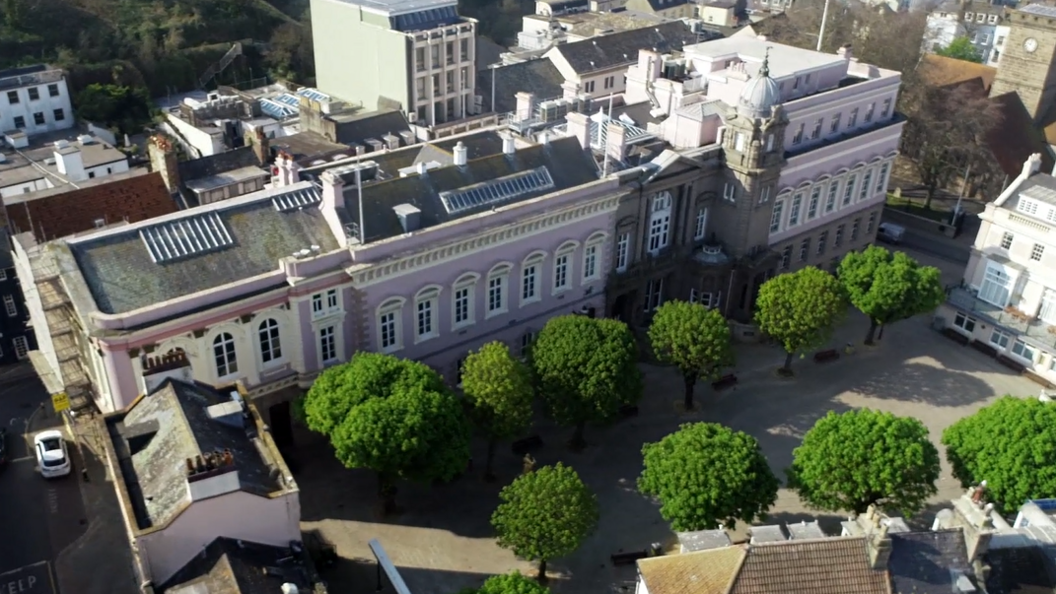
[
  {"x1": 0, "y1": 134, "x2": 131, "y2": 200},
  {"x1": 940, "y1": 153, "x2": 1056, "y2": 382},
  {"x1": 924, "y1": 0, "x2": 1011, "y2": 67},
  {"x1": 0, "y1": 65, "x2": 74, "y2": 138}
]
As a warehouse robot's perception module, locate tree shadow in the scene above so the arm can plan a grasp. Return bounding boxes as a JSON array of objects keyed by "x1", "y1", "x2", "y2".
[
  {"x1": 319, "y1": 551, "x2": 515, "y2": 594},
  {"x1": 848, "y1": 361, "x2": 1000, "y2": 408},
  {"x1": 760, "y1": 510, "x2": 851, "y2": 539}
]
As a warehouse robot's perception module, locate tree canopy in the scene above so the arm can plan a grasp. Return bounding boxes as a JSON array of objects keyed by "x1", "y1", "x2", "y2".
[
  {"x1": 788, "y1": 409, "x2": 940, "y2": 516},
  {"x1": 648, "y1": 301, "x2": 735, "y2": 410},
  {"x1": 754, "y1": 267, "x2": 846, "y2": 372},
  {"x1": 491, "y1": 463, "x2": 599, "y2": 581},
  {"x1": 942, "y1": 396, "x2": 1056, "y2": 512},
  {"x1": 838, "y1": 246, "x2": 946, "y2": 344},
  {"x1": 531, "y1": 315, "x2": 642, "y2": 448},
  {"x1": 300, "y1": 353, "x2": 471, "y2": 510},
  {"x1": 638, "y1": 422, "x2": 779, "y2": 531},
  {"x1": 936, "y1": 37, "x2": 984, "y2": 63},
  {"x1": 461, "y1": 341, "x2": 535, "y2": 479},
  {"x1": 74, "y1": 83, "x2": 155, "y2": 135},
  {"x1": 459, "y1": 572, "x2": 550, "y2": 594}
]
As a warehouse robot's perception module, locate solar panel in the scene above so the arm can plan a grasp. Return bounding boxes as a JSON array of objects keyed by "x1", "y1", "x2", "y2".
[
  {"x1": 139, "y1": 212, "x2": 235, "y2": 264},
  {"x1": 439, "y1": 167, "x2": 555, "y2": 215},
  {"x1": 272, "y1": 187, "x2": 322, "y2": 212}
]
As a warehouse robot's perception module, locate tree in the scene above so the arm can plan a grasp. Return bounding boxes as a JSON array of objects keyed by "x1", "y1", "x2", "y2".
[
  {"x1": 754, "y1": 267, "x2": 846, "y2": 374},
  {"x1": 462, "y1": 341, "x2": 535, "y2": 480},
  {"x1": 491, "y1": 463, "x2": 599, "y2": 582},
  {"x1": 638, "y1": 422, "x2": 779, "y2": 531},
  {"x1": 530, "y1": 315, "x2": 642, "y2": 449},
  {"x1": 459, "y1": 571, "x2": 550, "y2": 594},
  {"x1": 300, "y1": 353, "x2": 471, "y2": 513},
  {"x1": 838, "y1": 246, "x2": 946, "y2": 345},
  {"x1": 942, "y1": 396, "x2": 1056, "y2": 512},
  {"x1": 74, "y1": 83, "x2": 155, "y2": 136},
  {"x1": 648, "y1": 301, "x2": 735, "y2": 410},
  {"x1": 788, "y1": 410, "x2": 940, "y2": 516},
  {"x1": 936, "y1": 37, "x2": 984, "y2": 63}
]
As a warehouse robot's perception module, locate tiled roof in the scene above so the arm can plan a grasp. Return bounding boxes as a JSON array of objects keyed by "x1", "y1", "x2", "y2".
[
  {"x1": 158, "y1": 537, "x2": 311, "y2": 594},
  {"x1": 106, "y1": 379, "x2": 281, "y2": 530},
  {"x1": 638, "y1": 546, "x2": 747, "y2": 594},
  {"x1": 552, "y1": 21, "x2": 702, "y2": 75},
  {"x1": 987, "y1": 92, "x2": 1055, "y2": 178},
  {"x1": 888, "y1": 530, "x2": 975, "y2": 594},
  {"x1": 70, "y1": 181, "x2": 340, "y2": 314},
  {"x1": 6, "y1": 171, "x2": 178, "y2": 242},
  {"x1": 477, "y1": 60, "x2": 566, "y2": 113},
  {"x1": 917, "y1": 54, "x2": 997, "y2": 91},
  {"x1": 985, "y1": 545, "x2": 1056, "y2": 594},
  {"x1": 730, "y1": 537, "x2": 891, "y2": 594}
]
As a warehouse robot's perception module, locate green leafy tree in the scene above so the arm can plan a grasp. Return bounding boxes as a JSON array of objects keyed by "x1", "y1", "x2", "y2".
[
  {"x1": 462, "y1": 341, "x2": 535, "y2": 480},
  {"x1": 530, "y1": 315, "x2": 642, "y2": 449},
  {"x1": 788, "y1": 410, "x2": 940, "y2": 515},
  {"x1": 754, "y1": 267, "x2": 847, "y2": 373},
  {"x1": 492, "y1": 463, "x2": 598, "y2": 582},
  {"x1": 300, "y1": 353, "x2": 471, "y2": 513},
  {"x1": 638, "y1": 422, "x2": 779, "y2": 531},
  {"x1": 943, "y1": 396, "x2": 1056, "y2": 512},
  {"x1": 937, "y1": 36, "x2": 983, "y2": 63},
  {"x1": 74, "y1": 83, "x2": 155, "y2": 135},
  {"x1": 459, "y1": 571, "x2": 551, "y2": 594},
  {"x1": 838, "y1": 246, "x2": 946, "y2": 345},
  {"x1": 648, "y1": 301, "x2": 735, "y2": 410}
]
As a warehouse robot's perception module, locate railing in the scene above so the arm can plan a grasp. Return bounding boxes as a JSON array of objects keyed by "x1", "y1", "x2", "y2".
[{"x1": 0, "y1": 69, "x2": 64, "y2": 92}]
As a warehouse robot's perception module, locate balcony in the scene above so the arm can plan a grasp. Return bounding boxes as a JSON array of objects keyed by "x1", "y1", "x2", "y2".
[
  {"x1": 692, "y1": 243, "x2": 730, "y2": 266},
  {"x1": 947, "y1": 287, "x2": 1056, "y2": 349}
]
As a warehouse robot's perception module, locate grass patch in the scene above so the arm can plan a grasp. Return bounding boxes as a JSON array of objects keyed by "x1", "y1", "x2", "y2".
[{"x1": 885, "y1": 195, "x2": 950, "y2": 223}]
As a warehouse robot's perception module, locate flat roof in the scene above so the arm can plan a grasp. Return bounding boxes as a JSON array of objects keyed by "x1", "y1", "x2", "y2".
[
  {"x1": 0, "y1": 136, "x2": 129, "y2": 193},
  {"x1": 331, "y1": 0, "x2": 456, "y2": 15},
  {"x1": 184, "y1": 165, "x2": 270, "y2": 193},
  {"x1": 1021, "y1": 3, "x2": 1056, "y2": 16},
  {"x1": 685, "y1": 36, "x2": 847, "y2": 79}
]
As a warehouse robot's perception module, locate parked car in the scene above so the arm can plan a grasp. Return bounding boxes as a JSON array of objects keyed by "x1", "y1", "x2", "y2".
[
  {"x1": 0, "y1": 428, "x2": 7, "y2": 467},
  {"x1": 34, "y1": 430, "x2": 71, "y2": 478},
  {"x1": 877, "y1": 222, "x2": 906, "y2": 244}
]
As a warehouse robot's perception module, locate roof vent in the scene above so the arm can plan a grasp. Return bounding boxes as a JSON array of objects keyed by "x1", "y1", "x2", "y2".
[
  {"x1": 951, "y1": 571, "x2": 976, "y2": 593},
  {"x1": 453, "y1": 141, "x2": 468, "y2": 167},
  {"x1": 77, "y1": 134, "x2": 95, "y2": 145},
  {"x1": 53, "y1": 139, "x2": 69, "y2": 150},
  {"x1": 393, "y1": 203, "x2": 421, "y2": 233},
  {"x1": 502, "y1": 134, "x2": 517, "y2": 156}
]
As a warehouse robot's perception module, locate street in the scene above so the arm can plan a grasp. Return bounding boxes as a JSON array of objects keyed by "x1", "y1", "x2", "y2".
[{"x1": 0, "y1": 374, "x2": 88, "y2": 594}]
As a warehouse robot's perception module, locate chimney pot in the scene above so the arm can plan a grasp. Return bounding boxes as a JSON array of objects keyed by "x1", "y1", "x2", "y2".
[{"x1": 186, "y1": 458, "x2": 195, "y2": 475}]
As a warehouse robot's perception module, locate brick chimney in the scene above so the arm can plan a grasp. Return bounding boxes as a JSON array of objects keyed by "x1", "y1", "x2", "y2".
[
  {"x1": 139, "y1": 349, "x2": 193, "y2": 395},
  {"x1": 247, "y1": 127, "x2": 270, "y2": 166},
  {"x1": 867, "y1": 523, "x2": 892, "y2": 569},
  {"x1": 606, "y1": 121, "x2": 627, "y2": 163},
  {"x1": 320, "y1": 168, "x2": 351, "y2": 248},
  {"x1": 515, "y1": 92, "x2": 536, "y2": 122},
  {"x1": 566, "y1": 112, "x2": 590, "y2": 150},
  {"x1": 148, "y1": 135, "x2": 181, "y2": 193},
  {"x1": 185, "y1": 449, "x2": 240, "y2": 501}
]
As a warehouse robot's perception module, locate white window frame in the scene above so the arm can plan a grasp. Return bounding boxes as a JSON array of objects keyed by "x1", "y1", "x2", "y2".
[
  {"x1": 1041, "y1": 289, "x2": 1056, "y2": 324},
  {"x1": 1032, "y1": 243, "x2": 1045, "y2": 262},
  {"x1": 807, "y1": 186, "x2": 821, "y2": 220},
  {"x1": 213, "y1": 332, "x2": 239, "y2": 379},
  {"x1": 723, "y1": 183, "x2": 736, "y2": 202},
  {"x1": 3, "y1": 294, "x2": 16, "y2": 317},
  {"x1": 788, "y1": 193, "x2": 803, "y2": 227},
  {"x1": 694, "y1": 207, "x2": 708, "y2": 240},
  {"x1": 843, "y1": 174, "x2": 857, "y2": 206},
  {"x1": 521, "y1": 253, "x2": 545, "y2": 305},
  {"x1": 487, "y1": 264, "x2": 512, "y2": 318},
  {"x1": 759, "y1": 185, "x2": 771, "y2": 204},
  {"x1": 258, "y1": 318, "x2": 283, "y2": 365},
  {"x1": 615, "y1": 233, "x2": 630, "y2": 272},
  {"x1": 519, "y1": 331, "x2": 535, "y2": 358},
  {"x1": 875, "y1": 163, "x2": 889, "y2": 194},
  {"x1": 12, "y1": 336, "x2": 28, "y2": 360},
  {"x1": 1018, "y1": 199, "x2": 1040, "y2": 216},
  {"x1": 644, "y1": 278, "x2": 664, "y2": 312},
  {"x1": 451, "y1": 273, "x2": 478, "y2": 329},
  {"x1": 648, "y1": 194, "x2": 672, "y2": 254},
  {"x1": 825, "y1": 180, "x2": 839, "y2": 213},
  {"x1": 978, "y1": 261, "x2": 1014, "y2": 308},
  {"x1": 1011, "y1": 339, "x2": 1035, "y2": 362},
  {"x1": 990, "y1": 328, "x2": 1010, "y2": 349},
  {"x1": 583, "y1": 233, "x2": 605, "y2": 282},
  {"x1": 953, "y1": 312, "x2": 976, "y2": 333},
  {"x1": 319, "y1": 325, "x2": 338, "y2": 364},
  {"x1": 817, "y1": 231, "x2": 827, "y2": 255},
  {"x1": 859, "y1": 169, "x2": 873, "y2": 201},
  {"x1": 378, "y1": 298, "x2": 405, "y2": 353},
  {"x1": 415, "y1": 286, "x2": 441, "y2": 343},
  {"x1": 311, "y1": 288, "x2": 341, "y2": 319},
  {"x1": 734, "y1": 131, "x2": 747, "y2": 152},
  {"x1": 770, "y1": 199, "x2": 784, "y2": 233},
  {"x1": 1001, "y1": 232, "x2": 1014, "y2": 249}
]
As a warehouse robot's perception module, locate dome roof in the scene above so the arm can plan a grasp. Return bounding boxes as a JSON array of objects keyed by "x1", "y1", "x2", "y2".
[{"x1": 737, "y1": 49, "x2": 781, "y2": 119}]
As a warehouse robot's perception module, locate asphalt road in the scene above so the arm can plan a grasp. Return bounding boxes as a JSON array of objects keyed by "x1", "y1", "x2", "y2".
[
  {"x1": 0, "y1": 375, "x2": 87, "y2": 594},
  {"x1": 897, "y1": 218, "x2": 977, "y2": 266}
]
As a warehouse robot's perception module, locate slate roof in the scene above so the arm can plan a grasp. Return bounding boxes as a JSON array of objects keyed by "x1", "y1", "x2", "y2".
[
  {"x1": 551, "y1": 21, "x2": 701, "y2": 75},
  {"x1": 159, "y1": 537, "x2": 312, "y2": 594},
  {"x1": 106, "y1": 379, "x2": 280, "y2": 530},
  {"x1": 341, "y1": 135, "x2": 600, "y2": 243},
  {"x1": 270, "y1": 131, "x2": 352, "y2": 165},
  {"x1": 327, "y1": 109, "x2": 412, "y2": 147},
  {"x1": 987, "y1": 92, "x2": 1055, "y2": 178},
  {"x1": 70, "y1": 181, "x2": 340, "y2": 314},
  {"x1": 985, "y1": 545, "x2": 1056, "y2": 594},
  {"x1": 477, "y1": 60, "x2": 566, "y2": 113},
  {"x1": 178, "y1": 146, "x2": 262, "y2": 188},
  {"x1": 6, "y1": 171, "x2": 178, "y2": 242},
  {"x1": 888, "y1": 530, "x2": 976, "y2": 594}
]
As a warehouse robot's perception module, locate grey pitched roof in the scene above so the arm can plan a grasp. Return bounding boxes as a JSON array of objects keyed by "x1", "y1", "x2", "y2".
[
  {"x1": 178, "y1": 147, "x2": 262, "y2": 188},
  {"x1": 158, "y1": 537, "x2": 312, "y2": 594},
  {"x1": 343, "y1": 135, "x2": 600, "y2": 243},
  {"x1": 889, "y1": 530, "x2": 976, "y2": 594},
  {"x1": 985, "y1": 545, "x2": 1056, "y2": 594},
  {"x1": 477, "y1": 60, "x2": 566, "y2": 113},
  {"x1": 71, "y1": 183, "x2": 340, "y2": 314},
  {"x1": 553, "y1": 21, "x2": 704, "y2": 75},
  {"x1": 106, "y1": 379, "x2": 280, "y2": 530},
  {"x1": 328, "y1": 109, "x2": 412, "y2": 147}
]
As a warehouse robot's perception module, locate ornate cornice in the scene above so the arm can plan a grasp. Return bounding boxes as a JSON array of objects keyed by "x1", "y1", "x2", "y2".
[{"x1": 348, "y1": 193, "x2": 623, "y2": 288}]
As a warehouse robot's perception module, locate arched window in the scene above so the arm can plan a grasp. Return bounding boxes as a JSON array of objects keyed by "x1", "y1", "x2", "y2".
[
  {"x1": 487, "y1": 263, "x2": 512, "y2": 317},
  {"x1": 258, "y1": 319, "x2": 282, "y2": 364},
  {"x1": 377, "y1": 297, "x2": 406, "y2": 353},
  {"x1": 452, "y1": 273, "x2": 479, "y2": 329},
  {"x1": 521, "y1": 251, "x2": 547, "y2": 305},
  {"x1": 213, "y1": 333, "x2": 238, "y2": 377}
]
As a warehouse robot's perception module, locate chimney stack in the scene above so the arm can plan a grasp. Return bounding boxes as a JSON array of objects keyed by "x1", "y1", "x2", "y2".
[
  {"x1": 148, "y1": 135, "x2": 181, "y2": 193},
  {"x1": 503, "y1": 134, "x2": 517, "y2": 156},
  {"x1": 453, "y1": 141, "x2": 468, "y2": 167},
  {"x1": 515, "y1": 92, "x2": 536, "y2": 122},
  {"x1": 320, "y1": 168, "x2": 350, "y2": 247},
  {"x1": 606, "y1": 121, "x2": 627, "y2": 164},
  {"x1": 248, "y1": 127, "x2": 270, "y2": 166},
  {"x1": 867, "y1": 523, "x2": 892, "y2": 570},
  {"x1": 837, "y1": 45, "x2": 853, "y2": 61},
  {"x1": 415, "y1": 161, "x2": 429, "y2": 176},
  {"x1": 566, "y1": 112, "x2": 590, "y2": 150}
]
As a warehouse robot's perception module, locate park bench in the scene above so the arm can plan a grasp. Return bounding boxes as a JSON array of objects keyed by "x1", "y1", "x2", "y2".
[
  {"x1": 712, "y1": 374, "x2": 738, "y2": 391},
  {"x1": 511, "y1": 435, "x2": 543, "y2": 456},
  {"x1": 813, "y1": 349, "x2": 840, "y2": 363}
]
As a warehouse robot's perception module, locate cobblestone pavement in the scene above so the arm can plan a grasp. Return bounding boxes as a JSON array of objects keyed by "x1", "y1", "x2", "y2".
[{"x1": 294, "y1": 301, "x2": 1041, "y2": 594}]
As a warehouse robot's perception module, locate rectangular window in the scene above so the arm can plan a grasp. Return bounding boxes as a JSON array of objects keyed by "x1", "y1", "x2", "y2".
[
  {"x1": 954, "y1": 311, "x2": 976, "y2": 332},
  {"x1": 759, "y1": 185, "x2": 771, "y2": 203},
  {"x1": 811, "y1": 118, "x2": 822, "y2": 140},
  {"x1": 446, "y1": 41, "x2": 455, "y2": 65},
  {"x1": 583, "y1": 245, "x2": 598, "y2": 281},
  {"x1": 859, "y1": 170, "x2": 873, "y2": 201},
  {"x1": 1001, "y1": 232, "x2": 1014, "y2": 249},
  {"x1": 735, "y1": 132, "x2": 747, "y2": 152},
  {"x1": 430, "y1": 45, "x2": 440, "y2": 68},
  {"x1": 990, "y1": 328, "x2": 1010, "y2": 349},
  {"x1": 881, "y1": 98, "x2": 892, "y2": 118},
  {"x1": 1018, "y1": 199, "x2": 1040, "y2": 216},
  {"x1": 770, "y1": 200, "x2": 784, "y2": 233},
  {"x1": 417, "y1": 298, "x2": 435, "y2": 339},
  {"x1": 460, "y1": 38, "x2": 469, "y2": 61},
  {"x1": 1041, "y1": 290, "x2": 1056, "y2": 324},
  {"x1": 780, "y1": 245, "x2": 792, "y2": 270},
  {"x1": 723, "y1": 183, "x2": 736, "y2": 202},
  {"x1": 379, "y1": 311, "x2": 398, "y2": 350},
  {"x1": 644, "y1": 278, "x2": 664, "y2": 312},
  {"x1": 979, "y1": 262, "x2": 1012, "y2": 307},
  {"x1": 616, "y1": 233, "x2": 630, "y2": 271},
  {"x1": 835, "y1": 224, "x2": 844, "y2": 247},
  {"x1": 460, "y1": 67, "x2": 469, "y2": 90},
  {"x1": 648, "y1": 214, "x2": 671, "y2": 253},
  {"x1": 319, "y1": 326, "x2": 337, "y2": 363},
  {"x1": 327, "y1": 289, "x2": 338, "y2": 310},
  {"x1": 48, "y1": 84, "x2": 59, "y2": 97},
  {"x1": 432, "y1": 74, "x2": 441, "y2": 96},
  {"x1": 416, "y1": 47, "x2": 426, "y2": 71},
  {"x1": 454, "y1": 285, "x2": 472, "y2": 326},
  {"x1": 694, "y1": 208, "x2": 708, "y2": 240},
  {"x1": 0, "y1": 268, "x2": 6, "y2": 280},
  {"x1": 789, "y1": 193, "x2": 803, "y2": 226},
  {"x1": 807, "y1": 187, "x2": 821, "y2": 219},
  {"x1": 446, "y1": 71, "x2": 455, "y2": 93},
  {"x1": 825, "y1": 181, "x2": 839, "y2": 213},
  {"x1": 689, "y1": 288, "x2": 698, "y2": 303},
  {"x1": 488, "y1": 274, "x2": 507, "y2": 313},
  {"x1": 584, "y1": 80, "x2": 595, "y2": 93},
  {"x1": 799, "y1": 238, "x2": 810, "y2": 262},
  {"x1": 792, "y1": 123, "x2": 804, "y2": 144},
  {"x1": 520, "y1": 332, "x2": 534, "y2": 358},
  {"x1": 13, "y1": 116, "x2": 24, "y2": 129},
  {"x1": 830, "y1": 113, "x2": 841, "y2": 133},
  {"x1": 867, "y1": 212, "x2": 877, "y2": 233},
  {"x1": 851, "y1": 219, "x2": 860, "y2": 241},
  {"x1": 1032, "y1": 243, "x2": 1045, "y2": 261},
  {"x1": 876, "y1": 163, "x2": 889, "y2": 193},
  {"x1": 864, "y1": 102, "x2": 875, "y2": 123},
  {"x1": 522, "y1": 265, "x2": 538, "y2": 301},
  {"x1": 28, "y1": 87, "x2": 39, "y2": 101},
  {"x1": 843, "y1": 175, "x2": 857, "y2": 206},
  {"x1": 1012, "y1": 340, "x2": 1035, "y2": 361},
  {"x1": 3, "y1": 294, "x2": 16, "y2": 317},
  {"x1": 213, "y1": 334, "x2": 238, "y2": 377},
  {"x1": 12, "y1": 336, "x2": 28, "y2": 359},
  {"x1": 6, "y1": 90, "x2": 18, "y2": 104},
  {"x1": 848, "y1": 107, "x2": 859, "y2": 128},
  {"x1": 554, "y1": 253, "x2": 570, "y2": 291},
  {"x1": 817, "y1": 231, "x2": 828, "y2": 255},
  {"x1": 604, "y1": 75, "x2": 615, "y2": 89},
  {"x1": 416, "y1": 77, "x2": 426, "y2": 100}
]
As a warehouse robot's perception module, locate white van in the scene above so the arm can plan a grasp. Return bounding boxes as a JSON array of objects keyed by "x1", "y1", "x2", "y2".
[{"x1": 877, "y1": 222, "x2": 906, "y2": 245}]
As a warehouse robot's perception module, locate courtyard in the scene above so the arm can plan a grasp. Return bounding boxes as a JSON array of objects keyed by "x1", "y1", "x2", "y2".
[{"x1": 288, "y1": 248, "x2": 1040, "y2": 594}]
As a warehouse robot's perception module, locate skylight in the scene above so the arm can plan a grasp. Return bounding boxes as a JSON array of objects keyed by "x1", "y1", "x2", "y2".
[
  {"x1": 296, "y1": 87, "x2": 331, "y2": 103},
  {"x1": 260, "y1": 97, "x2": 298, "y2": 120},
  {"x1": 140, "y1": 212, "x2": 235, "y2": 264},
  {"x1": 272, "y1": 187, "x2": 322, "y2": 212},
  {"x1": 439, "y1": 167, "x2": 555, "y2": 215}
]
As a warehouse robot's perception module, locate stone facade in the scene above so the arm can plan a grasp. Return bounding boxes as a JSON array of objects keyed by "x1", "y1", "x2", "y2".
[{"x1": 989, "y1": 4, "x2": 1056, "y2": 122}]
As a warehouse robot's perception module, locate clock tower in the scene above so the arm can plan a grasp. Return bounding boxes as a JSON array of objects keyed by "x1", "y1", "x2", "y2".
[{"x1": 990, "y1": 4, "x2": 1056, "y2": 123}]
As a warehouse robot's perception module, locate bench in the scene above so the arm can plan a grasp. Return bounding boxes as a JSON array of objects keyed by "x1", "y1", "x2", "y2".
[
  {"x1": 969, "y1": 340, "x2": 998, "y2": 358},
  {"x1": 619, "y1": 404, "x2": 640, "y2": 418},
  {"x1": 711, "y1": 374, "x2": 738, "y2": 391},
  {"x1": 941, "y1": 328, "x2": 970, "y2": 345},
  {"x1": 813, "y1": 349, "x2": 840, "y2": 363},
  {"x1": 511, "y1": 435, "x2": 543, "y2": 456},
  {"x1": 996, "y1": 355, "x2": 1026, "y2": 373}
]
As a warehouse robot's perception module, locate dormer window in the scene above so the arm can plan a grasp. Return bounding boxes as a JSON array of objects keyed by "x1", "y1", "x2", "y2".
[{"x1": 1018, "y1": 198, "x2": 1040, "y2": 216}]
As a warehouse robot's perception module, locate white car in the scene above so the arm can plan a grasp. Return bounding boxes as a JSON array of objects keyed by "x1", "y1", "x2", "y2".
[{"x1": 34, "y1": 430, "x2": 71, "y2": 478}]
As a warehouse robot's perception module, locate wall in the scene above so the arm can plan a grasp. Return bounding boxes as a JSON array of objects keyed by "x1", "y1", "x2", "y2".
[
  {"x1": 138, "y1": 489, "x2": 301, "y2": 585},
  {"x1": 0, "y1": 177, "x2": 52, "y2": 199},
  {"x1": 0, "y1": 261, "x2": 34, "y2": 364},
  {"x1": 0, "y1": 77, "x2": 74, "y2": 137},
  {"x1": 163, "y1": 113, "x2": 225, "y2": 157},
  {"x1": 410, "y1": 29, "x2": 477, "y2": 125}
]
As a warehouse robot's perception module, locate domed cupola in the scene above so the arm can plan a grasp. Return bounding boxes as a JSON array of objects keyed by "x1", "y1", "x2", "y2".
[{"x1": 737, "y1": 47, "x2": 781, "y2": 119}]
